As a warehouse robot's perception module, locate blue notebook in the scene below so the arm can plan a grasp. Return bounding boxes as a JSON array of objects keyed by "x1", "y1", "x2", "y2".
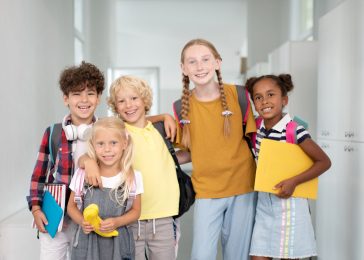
[{"x1": 42, "y1": 190, "x2": 64, "y2": 238}]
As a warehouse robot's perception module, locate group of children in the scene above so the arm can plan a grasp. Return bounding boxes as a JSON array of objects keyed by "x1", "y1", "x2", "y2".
[{"x1": 27, "y1": 39, "x2": 331, "y2": 260}]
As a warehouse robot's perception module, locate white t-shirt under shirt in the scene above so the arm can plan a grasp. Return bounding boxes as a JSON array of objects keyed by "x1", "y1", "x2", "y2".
[{"x1": 69, "y1": 169, "x2": 144, "y2": 195}]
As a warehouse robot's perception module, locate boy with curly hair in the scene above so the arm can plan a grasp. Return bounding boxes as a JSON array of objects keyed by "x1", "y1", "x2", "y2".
[{"x1": 26, "y1": 61, "x2": 105, "y2": 259}]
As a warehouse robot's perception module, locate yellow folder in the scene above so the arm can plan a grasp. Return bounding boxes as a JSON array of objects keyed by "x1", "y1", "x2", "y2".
[{"x1": 254, "y1": 139, "x2": 318, "y2": 199}]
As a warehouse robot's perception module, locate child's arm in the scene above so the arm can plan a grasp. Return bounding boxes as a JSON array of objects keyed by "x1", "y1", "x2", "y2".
[
  {"x1": 147, "y1": 113, "x2": 176, "y2": 142},
  {"x1": 28, "y1": 127, "x2": 52, "y2": 233},
  {"x1": 79, "y1": 154, "x2": 103, "y2": 188},
  {"x1": 176, "y1": 149, "x2": 191, "y2": 164},
  {"x1": 67, "y1": 191, "x2": 94, "y2": 234},
  {"x1": 275, "y1": 138, "x2": 331, "y2": 199},
  {"x1": 99, "y1": 194, "x2": 141, "y2": 233},
  {"x1": 32, "y1": 205, "x2": 48, "y2": 233}
]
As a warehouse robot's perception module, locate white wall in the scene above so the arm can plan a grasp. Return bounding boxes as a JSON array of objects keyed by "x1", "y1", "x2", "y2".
[
  {"x1": 246, "y1": 0, "x2": 291, "y2": 67},
  {"x1": 0, "y1": 0, "x2": 74, "y2": 221},
  {"x1": 108, "y1": 0, "x2": 247, "y2": 113},
  {"x1": 313, "y1": 0, "x2": 346, "y2": 39}
]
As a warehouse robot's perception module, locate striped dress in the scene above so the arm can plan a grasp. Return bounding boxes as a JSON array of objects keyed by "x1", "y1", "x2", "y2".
[{"x1": 250, "y1": 114, "x2": 317, "y2": 259}]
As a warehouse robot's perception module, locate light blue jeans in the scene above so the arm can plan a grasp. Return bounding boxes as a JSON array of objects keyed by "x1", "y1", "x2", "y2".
[{"x1": 191, "y1": 192, "x2": 257, "y2": 260}]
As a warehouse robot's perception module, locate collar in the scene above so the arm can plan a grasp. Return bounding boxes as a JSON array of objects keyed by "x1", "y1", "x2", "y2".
[
  {"x1": 125, "y1": 121, "x2": 153, "y2": 133},
  {"x1": 270, "y1": 113, "x2": 292, "y2": 132}
]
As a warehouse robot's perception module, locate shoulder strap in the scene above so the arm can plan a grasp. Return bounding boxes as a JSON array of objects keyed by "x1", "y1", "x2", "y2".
[
  {"x1": 174, "y1": 86, "x2": 250, "y2": 128},
  {"x1": 153, "y1": 122, "x2": 182, "y2": 170},
  {"x1": 252, "y1": 117, "x2": 263, "y2": 151},
  {"x1": 173, "y1": 99, "x2": 182, "y2": 128},
  {"x1": 235, "y1": 85, "x2": 250, "y2": 125},
  {"x1": 49, "y1": 123, "x2": 62, "y2": 166},
  {"x1": 292, "y1": 115, "x2": 308, "y2": 130},
  {"x1": 286, "y1": 121, "x2": 298, "y2": 144}
]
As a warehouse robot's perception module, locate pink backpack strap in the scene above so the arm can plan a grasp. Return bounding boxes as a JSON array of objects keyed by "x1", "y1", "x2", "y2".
[
  {"x1": 286, "y1": 121, "x2": 298, "y2": 144},
  {"x1": 73, "y1": 168, "x2": 85, "y2": 208},
  {"x1": 252, "y1": 117, "x2": 263, "y2": 151},
  {"x1": 243, "y1": 88, "x2": 251, "y2": 125},
  {"x1": 125, "y1": 179, "x2": 137, "y2": 212}
]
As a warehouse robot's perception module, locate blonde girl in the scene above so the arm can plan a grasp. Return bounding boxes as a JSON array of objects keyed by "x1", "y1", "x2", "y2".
[
  {"x1": 83, "y1": 75, "x2": 180, "y2": 260},
  {"x1": 67, "y1": 117, "x2": 143, "y2": 260},
  {"x1": 175, "y1": 38, "x2": 257, "y2": 260}
]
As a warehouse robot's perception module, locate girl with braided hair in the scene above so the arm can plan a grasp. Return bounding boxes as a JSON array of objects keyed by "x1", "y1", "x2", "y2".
[{"x1": 174, "y1": 39, "x2": 257, "y2": 260}]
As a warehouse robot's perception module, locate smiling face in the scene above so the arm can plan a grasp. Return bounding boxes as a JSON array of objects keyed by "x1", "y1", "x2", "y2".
[
  {"x1": 115, "y1": 87, "x2": 147, "y2": 128},
  {"x1": 181, "y1": 44, "x2": 221, "y2": 87},
  {"x1": 93, "y1": 127, "x2": 126, "y2": 171},
  {"x1": 63, "y1": 87, "x2": 100, "y2": 126},
  {"x1": 252, "y1": 78, "x2": 288, "y2": 129}
]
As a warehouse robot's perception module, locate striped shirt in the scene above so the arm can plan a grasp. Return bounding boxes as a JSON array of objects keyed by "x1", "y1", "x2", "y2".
[{"x1": 255, "y1": 114, "x2": 311, "y2": 159}]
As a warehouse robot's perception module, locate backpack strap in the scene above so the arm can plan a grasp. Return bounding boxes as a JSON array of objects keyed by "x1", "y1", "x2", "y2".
[
  {"x1": 153, "y1": 122, "x2": 181, "y2": 168},
  {"x1": 235, "y1": 85, "x2": 250, "y2": 127},
  {"x1": 252, "y1": 117, "x2": 298, "y2": 150},
  {"x1": 72, "y1": 168, "x2": 85, "y2": 209},
  {"x1": 49, "y1": 123, "x2": 62, "y2": 166},
  {"x1": 286, "y1": 120, "x2": 298, "y2": 144},
  {"x1": 173, "y1": 99, "x2": 183, "y2": 128},
  {"x1": 173, "y1": 85, "x2": 250, "y2": 129},
  {"x1": 252, "y1": 117, "x2": 263, "y2": 152}
]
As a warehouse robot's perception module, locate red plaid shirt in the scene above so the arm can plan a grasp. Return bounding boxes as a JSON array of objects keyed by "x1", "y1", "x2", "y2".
[{"x1": 27, "y1": 125, "x2": 73, "y2": 210}]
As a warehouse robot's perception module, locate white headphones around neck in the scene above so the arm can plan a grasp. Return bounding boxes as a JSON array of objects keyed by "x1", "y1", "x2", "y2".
[{"x1": 62, "y1": 116, "x2": 92, "y2": 141}]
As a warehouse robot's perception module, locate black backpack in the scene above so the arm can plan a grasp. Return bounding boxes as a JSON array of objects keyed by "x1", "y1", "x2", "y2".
[
  {"x1": 48, "y1": 123, "x2": 63, "y2": 166},
  {"x1": 153, "y1": 122, "x2": 195, "y2": 218}
]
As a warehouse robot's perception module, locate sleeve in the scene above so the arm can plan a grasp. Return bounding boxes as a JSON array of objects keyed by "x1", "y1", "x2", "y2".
[
  {"x1": 134, "y1": 171, "x2": 144, "y2": 195},
  {"x1": 173, "y1": 114, "x2": 187, "y2": 149},
  {"x1": 26, "y1": 127, "x2": 52, "y2": 210},
  {"x1": 244, "y1": 104, "x2": 257, "y2": 138},
  {"x1": 296, "y1": 125, "x2": 311, "y2": 144}
]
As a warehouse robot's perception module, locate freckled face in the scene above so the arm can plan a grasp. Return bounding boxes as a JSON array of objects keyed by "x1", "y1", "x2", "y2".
[{"x1": 181, "y1": 44, "x2": 221, "y2": 87}]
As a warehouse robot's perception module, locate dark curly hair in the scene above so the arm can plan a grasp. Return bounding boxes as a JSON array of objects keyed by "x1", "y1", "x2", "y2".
[
  {"x1": 245, "y1": 74, "x2": 294, "y2": 97},
  {"x1": 59, "y1": 61, "x2": 105, "y2": 96}
]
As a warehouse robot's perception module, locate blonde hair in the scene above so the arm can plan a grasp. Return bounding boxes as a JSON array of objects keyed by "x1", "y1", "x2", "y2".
[
  {"x1": 108, "y1": 75, "x2": 153, "y2": 115},
  {"x1": 87, "y1": 117, "x2": 134, "y2": 206},
  {"x1": 180, "y1": 39, "x2": 231, "y2": 148}
]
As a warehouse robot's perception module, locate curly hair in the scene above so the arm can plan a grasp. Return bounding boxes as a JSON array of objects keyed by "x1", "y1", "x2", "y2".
[
  {"x1": 59, "y1": 61, "x2": 105, "y2": 96},
  {"x1": 108, "y1": 75, "x2": 153, "y2": 115},
  {"x1": 245, "y1": 74, "x2": 294, "y2": 97}
]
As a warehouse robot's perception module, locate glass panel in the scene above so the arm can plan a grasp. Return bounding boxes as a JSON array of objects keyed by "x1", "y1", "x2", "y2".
[
  {"x1": 300, "y1": 0, "x2": 313, "y2": 32},
  {"x1": 74, "y1": 37, "x2": 83, "y2": 65},
  {"x1": 74, "y1": 0, "x2": 83, "y2": 33}
]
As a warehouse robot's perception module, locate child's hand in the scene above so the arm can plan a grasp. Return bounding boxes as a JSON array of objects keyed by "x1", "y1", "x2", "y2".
[
  {"x1": 100, "y1": 218, "x2": 118, "y2": 233},
  {"x1": 83, "y1": 156, "x2": 103, "y2": 188},
  {"x1": 274, "y1": 178, "x2": 297, "y2": 199},
  {"x1": 32, "y1": 208, "x2": 48, "y2": 233},
  {"x1": 163, "y1": 114, "x2": 176, "y2": 142},
  {"x1": 81, "y1": 219, "x2": 94, "y2": 234}
]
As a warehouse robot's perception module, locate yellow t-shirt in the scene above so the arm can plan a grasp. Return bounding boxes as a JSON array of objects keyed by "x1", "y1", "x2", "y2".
[
  {"x1": 126, "y1": 122, "x2": 179, "y2": 220},
  {"x1": 176, "y1": 84, "x2": 256, "y2": 198}
]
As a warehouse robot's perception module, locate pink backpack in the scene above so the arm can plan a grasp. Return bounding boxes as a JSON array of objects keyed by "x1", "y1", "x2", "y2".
[{"x1": 252, "y1": 117, "x2": 298, "y2": 153}]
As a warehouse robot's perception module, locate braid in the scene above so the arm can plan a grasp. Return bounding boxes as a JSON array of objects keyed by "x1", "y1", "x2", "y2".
[
  {"x1": 181, "y1": 74, "x2": 191, "y2": 148},
  {"x1": 216, "y1": 70, "x2": 231, "y2": 136}
]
